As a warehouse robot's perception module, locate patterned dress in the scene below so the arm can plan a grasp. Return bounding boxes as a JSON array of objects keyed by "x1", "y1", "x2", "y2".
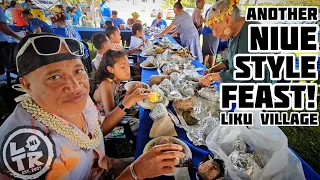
[{"x1": 95, "y1": 79, "x2": 140, "y2": 139}]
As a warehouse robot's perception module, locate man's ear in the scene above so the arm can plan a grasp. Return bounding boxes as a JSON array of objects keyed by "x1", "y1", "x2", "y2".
[{"x1": 19, "y1": 76, "x2": 31, "y2": 92}]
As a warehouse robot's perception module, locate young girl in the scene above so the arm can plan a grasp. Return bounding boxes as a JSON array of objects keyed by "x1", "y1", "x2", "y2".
[
  {"x1": 90, "y1": 50, "x2": 150, "y2": 138},
  {"x1": 129, "y1": 23, "x2": 148, "y2": 56}
]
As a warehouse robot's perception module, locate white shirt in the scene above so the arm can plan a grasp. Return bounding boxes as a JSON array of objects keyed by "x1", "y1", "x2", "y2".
[
  {"x1": 129, "y1": 36, "x2": 143, "y2": 56},
  {"x1": 92, "y1": 53, "x2": 103, "y2": 69}
]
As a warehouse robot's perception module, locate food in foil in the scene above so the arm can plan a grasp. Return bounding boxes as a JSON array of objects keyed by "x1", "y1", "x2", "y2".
[
  {"x1": 198, "y1": 87, "x2": 219, "y2": 101},
  {"x1": 159, "y1": 79, "x2": 175, "y2": 95},
  {"x1": 197, "y1": 154, "x2": 226, "y2": 180},
  {"x1": 183, "y1": 75, "x2": 199, "y2": 82},
  {"x1": 186, "y1": 81, "x2": 200, "y2": 90},
  {"x1": 149, "y1": 103, "x2": 168, "y2": 121},
  {"x1": 175, "y1": 98, "x2": 194, "y2": 111},
  {"x1": 229, "y1": 151, "x2": 262, "y2": 179},
  {"x1": 168, "y1": 90, "x2": 183, "y2": 101},
  {"x1": 182, "y1": 111, "x2": 199, "y2": 126},
  {"x1": 248, "y1": 151, "x2": 266, "y2": 168},
  {"x1": 231, "y1": 136, "x2": 247, "y2": 152},
  {"x1": 150, "y1": 85, "x2": 165, "y2": 103},
  {"x1": 162, "y1": 68, "x2": 180, "y2": 75},
  {"x1": 170, "y1": 72, "x2": 181, "y2": 84},
  {"x1": 179, "y1": 83, "x2": 195, "y2": 97}
]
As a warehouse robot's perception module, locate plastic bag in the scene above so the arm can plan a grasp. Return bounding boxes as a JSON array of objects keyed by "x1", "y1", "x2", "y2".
[{"x1": 206, "y1": 125, "x2": 306, "y2": 180}]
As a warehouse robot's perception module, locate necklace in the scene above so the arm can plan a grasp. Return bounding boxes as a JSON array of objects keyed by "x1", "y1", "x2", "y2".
[
  {"x1": 21, "y1": 98, "x2": 103, "y2": 150},
  {"x1": 80, "y1": 114, "x2": 87, "y2": 133}
]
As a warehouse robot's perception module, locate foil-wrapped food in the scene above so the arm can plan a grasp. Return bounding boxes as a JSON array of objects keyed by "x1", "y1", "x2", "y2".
[
  {"x1": 159, "y1": 79, "x2": 175, "y2": 95},
  {"x1": 175, "y1": 98, "x2": 195, "y2": 111},
  {"x1": 170, "y1": 72, "x2": 181, "y2": 84},
  {"x1": 150, "y1": 85, "x2": 165, "y2": 103},
  {"x1": 182, "y1": 111, "x2": 199, "y2": 126},
  {"x1": 149, "y1": 103, "x2": 168, "y2": 121},
  {"x1": 168, "y1": 90, "x2": 183, "y2": 101},
  {"x1": 197, "y1": 154, "x2": 226, "y2": 180},
  {"x1": 198, "y1": 88, "x2": 219, "y2": 101},
  {"x1": 231, "y1": 136, "x2": 247, "y2": 152},
  {"x1": 183, "y1": 75, "x2": 199, "y2": 82},
  {"x1": 179, "y1": 83, "x2": 195, "y2": 97},
  {"x1": 186, "y1": 81, "x2": 200, "y2": 90},
  {"x1": 229, "y1": 151, "x2": 262, "y2": 179}
]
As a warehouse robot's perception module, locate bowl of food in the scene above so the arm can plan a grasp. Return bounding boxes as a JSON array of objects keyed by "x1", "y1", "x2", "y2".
[
  {"x1": 140, "y1": 60, "x2": 158, "y2": 69},
  {"x1": 124, "y1": 81, "x2": 150, "y2": 91},
  {"x1": 143, "y1": 136, "x2": 193, "y2": 176}
]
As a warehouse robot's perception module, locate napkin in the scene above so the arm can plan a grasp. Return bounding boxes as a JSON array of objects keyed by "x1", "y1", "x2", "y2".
[
  {"x1": 149, "y1": 115, "x2": 177, "y2": 138},
  {"x1": 173, "y1": 167, "x2": 191, "y2": 180}
]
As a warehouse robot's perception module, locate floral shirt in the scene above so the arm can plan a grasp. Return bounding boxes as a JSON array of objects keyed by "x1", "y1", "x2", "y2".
[{"x1": 0, "y1": 97, "x2": 111, "y2": 180}]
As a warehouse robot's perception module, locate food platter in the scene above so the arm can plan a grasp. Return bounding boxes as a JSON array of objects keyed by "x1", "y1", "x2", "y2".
[
  {"x1": 137, "y1": 96, "x2": 169, "y2": 110},
  {"x1": 140, "y1": 60, "x2": 158, "y2": 69}
]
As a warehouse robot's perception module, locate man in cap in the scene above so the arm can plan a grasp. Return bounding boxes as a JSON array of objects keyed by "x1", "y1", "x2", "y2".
[{"x1": 0, "y1": 33, "x2": 184, "y2": 179}]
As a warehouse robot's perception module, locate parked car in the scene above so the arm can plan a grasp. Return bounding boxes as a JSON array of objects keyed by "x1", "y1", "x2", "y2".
[
  {"x1": 166, "y1": 9, "x2": 175, "y2": 20},
  {"x1": 185, "y1": 8, "x2": 194, "y2": 16},
  {"x1": 151, "y1": 9, "x2": 158, "y2": 17}
]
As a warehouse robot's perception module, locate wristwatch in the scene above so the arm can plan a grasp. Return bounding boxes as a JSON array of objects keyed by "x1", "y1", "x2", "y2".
[
  {"x1": 118, "y1": 103, "x2": 130, "y2": 113},
  {"x1": 207, "y1": 75, "x2": 213, "y2": 82}
]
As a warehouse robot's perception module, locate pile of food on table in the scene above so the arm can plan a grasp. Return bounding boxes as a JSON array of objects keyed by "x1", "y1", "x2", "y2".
[{"x1": 124, "y1": 30, "x2": 306, "y2": 180}]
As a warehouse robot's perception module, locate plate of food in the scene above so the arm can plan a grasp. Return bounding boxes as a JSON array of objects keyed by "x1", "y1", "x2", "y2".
[
  {"x1": 140, "y1": 60, "x2": 158, "y2": 69},
  {"x1": 137, "y1": 89, "x2": 169, "y2": 109},
  {"x1": 155, "y1": 47, "x2": 166, "y2": 54},
  {"x1": 124, "y1": 81, "x2": 150, "y2": 91},
  {"x1": 143, "y1": 136, "x2": 193, "y2": 176}
]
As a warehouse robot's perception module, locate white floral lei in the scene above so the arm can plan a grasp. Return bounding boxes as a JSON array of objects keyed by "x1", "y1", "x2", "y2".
[{"x1": 21, "y1": 98, "x2": 103, "y2": 150}]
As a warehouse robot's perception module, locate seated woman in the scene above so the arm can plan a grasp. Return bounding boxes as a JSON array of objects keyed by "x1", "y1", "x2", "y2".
[
  {"x1": 22, "y1": 9, "x2": 52, "y2": 33},
  {"x1": 131, "y1": 12, "x2": 142, "y2": 24},
  {"x1": 200, "y1": 0, "x2": 274, "y2": 86},
  {"x1": 90, "y1": 50, "x2": 145, "y2": 138},
  {"x1": 51, "y1": 12, "x2": 81, "y2": 40},
  {"x1": 0, "y1": 33, "x2": 184, "y2": 180}
]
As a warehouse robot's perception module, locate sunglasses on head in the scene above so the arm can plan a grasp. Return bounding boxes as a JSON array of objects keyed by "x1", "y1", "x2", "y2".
[{"x1": 16, "y1": 35, "x2": 84, "y2": 69}]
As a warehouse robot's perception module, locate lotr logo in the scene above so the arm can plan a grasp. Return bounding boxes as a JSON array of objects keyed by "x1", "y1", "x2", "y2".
[{"x1": 1, "y1": 127, "x2": 56, "y2": 179}]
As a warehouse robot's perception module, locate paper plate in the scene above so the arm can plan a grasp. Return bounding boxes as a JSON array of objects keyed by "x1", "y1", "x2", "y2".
[
  {"x1": 137, "y1": 96, "x2": 169, "y2": 109},
  {"x1": 140, "y1": 60, "x2": 158, "y2": 69},
  {"x1": 124, "y1": 81, "x2": 150, "y2": 91},
  {"x1": 143, "y1": 136, "x2": 192, "y2": 176}
]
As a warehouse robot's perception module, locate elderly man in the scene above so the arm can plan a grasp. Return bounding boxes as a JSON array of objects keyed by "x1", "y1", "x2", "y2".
[
  {"x1": 0, "y1": 34, "x2": 184, "y2": 180},
  {"x1": 151, "y1": 12, "x2": 167, "y2": 28},
  {"x1": 111, "y1": 10, "x2": 125, "y2": 28}
]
